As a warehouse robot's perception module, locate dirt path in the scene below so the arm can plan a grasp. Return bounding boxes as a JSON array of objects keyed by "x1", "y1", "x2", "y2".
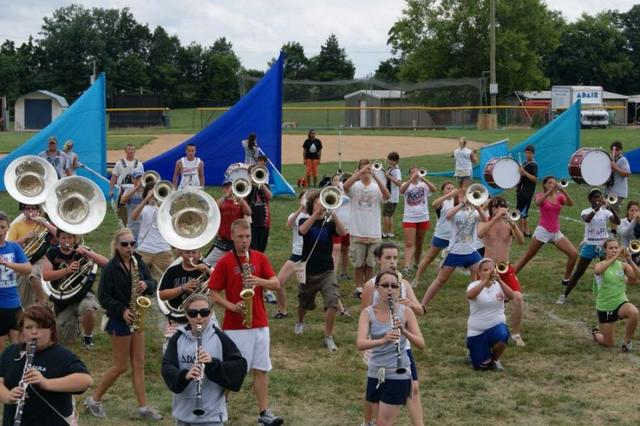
[{"x1": 109, "y1": 134, "x2": 483, "y2": 164}]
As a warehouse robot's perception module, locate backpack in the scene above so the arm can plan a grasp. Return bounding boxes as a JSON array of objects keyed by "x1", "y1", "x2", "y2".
[{"x1": 120, "y1": 159, "x2": 140, "y2": 185}]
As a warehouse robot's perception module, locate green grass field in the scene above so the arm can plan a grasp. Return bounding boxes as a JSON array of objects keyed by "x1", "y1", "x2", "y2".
[{"x1": 1, "y1": 133, "x2": 639, "y2": 425}]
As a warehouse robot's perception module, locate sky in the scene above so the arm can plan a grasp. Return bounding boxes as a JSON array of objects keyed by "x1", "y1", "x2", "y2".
[{"x1": 1, "y1": 0, "x2": 638, "y2": 77}]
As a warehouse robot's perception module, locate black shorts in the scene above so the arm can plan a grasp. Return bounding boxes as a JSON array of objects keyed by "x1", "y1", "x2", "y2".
[
  {"x1": 250, "y1": 227, "x2": 270, "y2": 253},
  {"x1": 105, "y1": 318, "x2": 132, "y2": 336},
  {"x1": 516, "y1": 192, "x2": 534, "y2": 219},
  {"x1": 366, "y1": 377, "x2": 411, "y2": 405},
  {"x1": 597, "y1": 302, "x2": 629, "y2": 324},
  {"x1": 289, "y1": 253, "x2": 303, "y2": 262},
  {"x1": 0, "y1": 307, "x2": 22, "y2": 336}
]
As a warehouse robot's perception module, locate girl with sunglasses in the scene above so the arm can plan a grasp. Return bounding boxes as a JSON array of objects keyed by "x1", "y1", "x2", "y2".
[
  {"x1": 357, "y1": 271, "x2": 424, "y2": 426},
  {"x1": 85, "y1": 229, "x2": 161, "y2": 420},
  {"x1": 162, "y1": 294, "x2": 247, "y2": 425}
]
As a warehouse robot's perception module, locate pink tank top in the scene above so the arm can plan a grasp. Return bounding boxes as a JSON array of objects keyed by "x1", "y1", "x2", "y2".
[{"x1": 537, "y1": 192, "x2": 566, "y2": 233}]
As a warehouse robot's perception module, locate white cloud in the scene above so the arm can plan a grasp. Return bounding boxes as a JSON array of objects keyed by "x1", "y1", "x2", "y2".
[{"x1": 0, "y1": 0, "x2": 638, "y2": 77}]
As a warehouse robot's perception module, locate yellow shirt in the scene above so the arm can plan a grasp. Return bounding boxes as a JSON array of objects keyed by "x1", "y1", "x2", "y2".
[{"x1": 7, "y1": 219, "x2": 39, "y2": 242}]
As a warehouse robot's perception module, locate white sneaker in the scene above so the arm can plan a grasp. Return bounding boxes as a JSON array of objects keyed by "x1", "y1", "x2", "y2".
[
  {"x1": 556, "y1": 294, "x2": 567, "y2": 305},
  {"x1": 294, "y1": 322, "x2": 304, "y2": 335},
  {"x1": 622, "y1": 341, "x2": 633, "y2": 352},
  {"x1": 511, "y1": 334, "x2": 526, "y2": 347},
  {"x1": 264, "y1": 290, "x2": 277, "y2": 304},
  {"x1": 323, "y1": 336, "x2": 338, "y2": 352}
]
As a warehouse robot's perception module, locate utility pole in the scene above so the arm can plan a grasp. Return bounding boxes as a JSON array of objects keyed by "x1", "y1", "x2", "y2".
[{"x1": 489, "y1": 0, "x2": 497, "y2": 115}]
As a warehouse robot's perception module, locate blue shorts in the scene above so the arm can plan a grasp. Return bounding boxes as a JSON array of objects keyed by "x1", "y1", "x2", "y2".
[
  {"x1": 579, "y1": 243, "x2": 604, "y2": 260},
  {"x1": 105, "y1": 318, "x2": 132, "y2": 337},
  {"x1": 366, "y1": 377, "x2": 411, "y2": 405},
  {"x1": 476, "y1": 247, "x2": 485, "y2": 257},
  {"x1": 466, "y1": 323, "x2": 510, "y2": 369},
  {"x1": 431, "y1": 236, "x2": 449, "y2": 249},
  {"x1": 443, "y1": 251, "x2": 482, "y2": 268},
  {"x1": 289, "y1": 253, "x2": 303, "y2": 262},
  {"x1": 407, "y1": 349, "x2": 418, "y2": 380}
]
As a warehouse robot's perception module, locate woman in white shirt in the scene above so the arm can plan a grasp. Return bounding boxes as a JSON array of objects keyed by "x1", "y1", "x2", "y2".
[
  {"x1": 452, "y1": 137, "x2": 477, "y2": 188},
  {"x1": 399, "y1": 167, "x2": 437, "y2": 278},
  {"x1": 618, "y1": 201, "x2": 640, "y2": 266},
  {"x1": 241, "y1": 133, "x2": 259, "y2": 165},
  {"x1": 466, "y1": 258, "x2": 514, "y2": 370}
]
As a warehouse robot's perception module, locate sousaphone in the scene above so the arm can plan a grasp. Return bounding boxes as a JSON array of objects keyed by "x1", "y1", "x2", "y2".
[{"x1": 4, "y1": 155, "x2": 58, "y2": 205}]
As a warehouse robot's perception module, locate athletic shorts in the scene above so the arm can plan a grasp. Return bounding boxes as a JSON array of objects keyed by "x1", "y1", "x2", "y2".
[
  {"x1": 225, "y1": 327, "x2": 272, "y2": 372},
  {"x1": 533, "y1": 226, "x2": 564, "y2": 244},
  {"x1": 366, "y1": 377, "x2": 411, "y2": 405},
  {"x1": 498, "y1": 264, "x2": 521, "y2": 292},
  {"x1": 105, "y1": 318, "x2": 132, "y2": 337},
  {"x1": 57, "y1": 292, "x2": 100, "y2": 342},
  {"x1": 332, "y1": 233, "x2": 351, "y2": 246},
  {"x1": 402, "y1": 220, "x2": 430, "y2": 231},
  {"x1": 407, "y1": 348, "x2": 418, "y2": 380},
  {"x1": 579, "y1": 243, "x2": 604, "y2": 260},
  {"x1": 443, "y1": 251, "x2": 482, "y2": 268},
  {"x1": 431, "y1": 236, "x2": 450, "y2": 249},
  {"x1": 297, "y1": 270, "x2": 339, "y2": 311},
  {"x1": 350, "y1": 240, "x2": 380, "y2": 268},
  {"x1": 289, "y1": 253, "x2": 303, "y2": 262},
  {"x1": 304, "y1": 159, "x2": 319, "y2": 177},
  {"x1": 0, "y1": 307, "x2": 21, "y2": 336},
  {"x1": 516, "y1": 193, "x2": 534, "y2": 219},
  {"x1": 383, "y1": 202, "x2": 398, "y2": 217},
  {"x1": 466, "y1": 323, "x2": 510, "y2": 369},
  {"x1": 597, "y1": 302, "x2": 629, "y2": 324}
]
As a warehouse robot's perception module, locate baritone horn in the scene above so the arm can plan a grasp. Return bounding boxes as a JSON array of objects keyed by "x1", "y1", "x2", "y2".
[
  {"x1": 153, "y1": 180, "x2": 174, "y2": 204},
  {"x1": 249, "y1": 165, "x2": 269, "y2": 185},
  {"x1": 465, "y1": 183, "x2": 489, "y2": 207}
]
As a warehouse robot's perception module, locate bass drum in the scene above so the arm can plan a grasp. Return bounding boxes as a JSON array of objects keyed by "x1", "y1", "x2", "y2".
[
  {"x1": 483, "y1": 157, "x2": 520, "y2": 189},
  {"x1": 568, "y1": 148, "x2": 612, "y2": 185}
]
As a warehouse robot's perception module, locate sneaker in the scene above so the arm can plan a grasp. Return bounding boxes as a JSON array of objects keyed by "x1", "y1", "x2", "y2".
[
  {"x1": 82, "y1": 335, "x2": 94, "y2": 349},
  {"x1": 511, "y1": 334, "x2": 526, "y2": 347},
  {"x1": 84, "y1": 396, "x2": 106, "y2": 418},
  {"x1": 382, "y1": 233, "x2": 388, "y2": 239},
  {"x1": 556, "y1": 294, "x2": 567, "y2": 305},
  {"x1": 323, "y1": 336, "x2": 338, "y2": 352},
  {"x1": 273, "y1": 311, "x2": 288, "y2": 319},
  {"x1": 138, "y1": 405, "x2": 163, "y2": 420},
  {"x1": 561, "y1": 279, "x2": 570, "y2": 287},
  {"x1": 264, "y1": 290, "x2": 277, "y2": 304},
  {"x1": 490, "y1": 360, "x2": 505, "y2": 371},
  {"x1": 294, "y1": 322, "x2": 304, "y2": 335},
  {"x1": 622, "y1": 341, "x2": 633, "y2": 352},
  {"x1": 387, "y1": 233, "x2": 395, "y2": 239},
  {"x1": 353, "y1": 288, "x2": 362, "y2": 299},
  {"x1": 257, "y1": 408, "x2": 283, "y2": 426}
]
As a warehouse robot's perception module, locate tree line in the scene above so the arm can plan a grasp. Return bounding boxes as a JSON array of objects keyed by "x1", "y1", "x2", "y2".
[{"x1": 1, "y1": 1, "x2": 640, "y2": 108}]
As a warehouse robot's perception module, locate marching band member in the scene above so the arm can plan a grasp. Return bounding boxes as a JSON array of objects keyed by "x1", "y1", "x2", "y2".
[
  {"x1": 108, "y1": 144, "x2": 144, "y2": 226},
  {"x1": 558, "y1": 189, "x2": 620, "y2": 304},
  {"x1": 618, "y1": 200, "x2": 640, "y2": 265},
  {"x1": 130, "y1": 182, "x2": 174, "y2": 282},
  {"x1": 513, "y1": 176, "x2": 577, "y2": 286},
  {"x1": 343, "y1": 159, "x2": 390, "y2": 298},
  {"x1": 360, "y1": 243, "x2": 424, "y2": 426},
  {"x1": 382, "y1": 152, "x2": 401, "y2": 239},
  {"x1": 295, "y1": 190, "x2": 346, "y2": 351},
  {"x1": 357, "y1": 271, "x2": 424, "y2": 426},
  {"x1": 249, "y1": 155, "x2": 273, "y2": 254},
  {"x1": 466, "y1": 258, "x2": 514, "y2": 370},
  {"x1": 420, "y1": 189, "x2": 488, "y2": 311},
  {"x1": 173, "y1": 143, "x2": 205, "y2": 189},
  {"x1": 515, "y1": 145, "x2": 538, "y2": 237},
  {"x1": 8, "y1": 203, "x2": 57, "y2": 306},
  {"x1": 242, "y1": 133, "x2": 260, "y2": 166},
  {"x1": 208, "y1": 219, "x2": 283, "y2": 426},
  {"x1": 604, "y1": 141, "x2": 631, "y2": 234},
  {"x1": 0, "y1": 212, "x2": 31, "y2": 352},
  {"x1": 162, "y1": 294, "x2": 247, "y2": 426},
  {"x1": 273, "y1": 191, "x2": 308, "y2": 319},
  {"x1": 84, "y1": 229, "x2": 161, "y2": 420},
  {"x1": 204, "y1": 178, "x2": 251, "y2": 268},
  {"x1": 330, "y1": 174, "x2": 352, "y2": 282},
  {"x1": 41, "y1": 229, "x2": 108, "y2": 348},
  {"x1": 477, "y1": 197, "x2": 526, "y2": 346},
  {"x1": 412, "y1": 182, "x2": 457, "y2": 286},
  {"x1": 591, "y1": 238, "x2": 640, "y2": 351},
  {"x1": 38, "y1": 137, "x2": 72, "y2": 179},
  {"x1": 452, "y1": 137, "x2": 476, "y2": 188},
  {"x1": 0, "y1": 304, "x2": 93, "y2": 426},
  {"x1": 118, "y1": 171, "x2": 145, "y2": 241},
  {"x1": 399, "y1": 167, "x2": 437, "y2": 277}
]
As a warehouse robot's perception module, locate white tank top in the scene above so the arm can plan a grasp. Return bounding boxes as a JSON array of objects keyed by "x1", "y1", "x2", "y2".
[{"x1": 179, "y1": 157, "x2": 201, "y2": 188}]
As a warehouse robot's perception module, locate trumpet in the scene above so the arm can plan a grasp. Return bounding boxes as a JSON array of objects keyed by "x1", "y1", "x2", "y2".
[
  {"x1": 495, "y1": 261, "x2": 509, "y2": 274},
  {"x1": 249, "y1": 165, "x2": 269, "y2": 185},
  {"x1": 372, "y1": 161, "x2": 384, "y2": 171},
  {"x1": 418, "y1": 168, "x2": 427, "y2": 177},
  {"x1": 508, "y1": 209, "x2": 521, "y2": 222},
  {"x1": 465, "y1": 183, "x2": 489, "y2": 207},
  {"x1": 629, "y1": 240, "x2": 640, "y2": 255},
  {"x1": 558, "y1": 178, "x2": 569, "y2": 188},
  {"x1": 231, "y1": 177, "x2": 251, "y2": 199},
  {"x1": 606, "y1": 193, "x2": 618, "y2": 205}
]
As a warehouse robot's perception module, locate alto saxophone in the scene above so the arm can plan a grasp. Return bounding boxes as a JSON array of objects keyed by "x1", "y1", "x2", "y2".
[
  {"x1": 129, "y1": 256, "x2": 152, "y2": 333},
  {"x1": 239, "y1": 250, "x2": 255, "y2": 328}
]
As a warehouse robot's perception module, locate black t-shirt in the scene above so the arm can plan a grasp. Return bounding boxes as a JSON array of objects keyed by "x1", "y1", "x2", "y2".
[
  {"x1": 45, "y1": 247, "x2": 76, "y2": 290},
  {"x1": 302, "y1": 139, "x2": 322, "y2": 160},
  {"x1": 159, "y1": 263, "x2": 203, "y2": 310},
  {"x1": 516, "y1": 161, "x2": 538, "y2": 197},
  {"x1": 249, "y1": 185, "x2": 271, "y2": 229},
  {"x1": 299, "y1": 218, "x2": 337, "y2": 274},
  {"x1": 0, "y1": 343, "x2": 89, "y2": 426}
]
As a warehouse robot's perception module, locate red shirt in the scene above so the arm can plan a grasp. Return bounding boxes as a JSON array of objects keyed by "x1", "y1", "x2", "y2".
[
  {"x1": 209, "y1": 249, "x2": 275, "y2": 330},
  {"x1": 218, "y1": 199, "x2": 245, "y2": 240}
]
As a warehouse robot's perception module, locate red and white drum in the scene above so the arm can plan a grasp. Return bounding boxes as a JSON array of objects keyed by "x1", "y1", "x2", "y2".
[
  {"x1": 225, "y1": 162, "x2": 250, "y2": 182},
  {"x1": 568, "y1": 148, "x2": 612, "y2": 185},
  {"x1": 483, "y1": 157, "x2": 520, "y2": 189}
]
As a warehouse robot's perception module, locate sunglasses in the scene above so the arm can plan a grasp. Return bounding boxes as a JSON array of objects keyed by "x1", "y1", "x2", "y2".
[
  {"x1": 378, "y1": 283, "x2": 399, "y2": 289},
  {"x1": 186, "y1": 308, "x2": 211, "y2": 318},
  {"x1": 119, "y1": 241, "x2": 136, "y2": 248}
]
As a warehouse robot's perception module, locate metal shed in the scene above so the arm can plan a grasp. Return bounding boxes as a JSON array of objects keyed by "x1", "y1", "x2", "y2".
[{"x1": 14, "y1": 90, "x2": 68, "y2": 131}]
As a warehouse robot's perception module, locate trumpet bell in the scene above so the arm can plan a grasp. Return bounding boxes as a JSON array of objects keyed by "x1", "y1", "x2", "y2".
[
  {"x1": 142, "y1": 170, "x2": 161, "y2": 186},
  {"x1": 495, "y1": 261, "x2": 509, "y2": 274},
  {"x1": 558, "y1": 179, "x2": 569, "y2": 188},
  {"x1": 4, "y1": 155, "x2": 58, "y2": 205},
  {"x1": 153, "y1": 180, "x2": 174, "y2": 204},
  {"x1": 372, "y1": 161, "x2": 384, "y2": 171},
  {"x1": 465, "y1": 183, "x2": 489, "y2": 207},
  {"x1": 629, "y1": 240, "x2": 640, "y2": 255},
  {"x1": 232, "y1": 177, "x2": 252, "y2": 198},
  {"x1": 45, "y1": 176, "x2": 106, "y2": 234},
  {"x1": 250, "y1": 165, "x2": 269, "y2": 185},
  {"x1": 508, "y1": 209, "x2": 521, "y2": 222},
  {"x1": 418, "y1": 168, "x2": 427, "y2": 177},
  {"x1": 320, "y1": 186, "x2": 343, "y2": 211},
  {"x1": 157, "y1": 188, "x2": 220, "y2": 250},
  {"x1": 606, "y1": 194, "x2": 618, "y2": 205}
]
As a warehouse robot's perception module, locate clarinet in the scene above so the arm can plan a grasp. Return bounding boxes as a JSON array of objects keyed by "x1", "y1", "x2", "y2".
[
  {"x1": 192, "y1": 323, "x2": 205, "y2": 416},
  {"x1": 14, "y1": 339, "x2": 37, "y2": 426},
  {"x1": 386, "y1": 295, "x2": 407, "y2": 375}
]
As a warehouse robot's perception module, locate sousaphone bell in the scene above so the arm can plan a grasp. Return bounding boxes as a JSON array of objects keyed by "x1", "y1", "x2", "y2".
[
  {"x1": 44, "y1": 176, "x2": 107, "y2": 235},
  {"x1": 4, "y1": 155, "x2": 58, "y2": 205}
]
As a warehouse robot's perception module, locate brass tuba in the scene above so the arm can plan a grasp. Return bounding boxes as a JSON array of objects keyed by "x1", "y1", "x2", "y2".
[{"x1": 142, "y1": 170, "x2": 161, "y2": 187}]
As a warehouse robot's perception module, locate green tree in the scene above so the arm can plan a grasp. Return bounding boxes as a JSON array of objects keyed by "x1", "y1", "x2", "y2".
[
  {"x1": 374, "y1": 58, "x2": 401, "y2": 82},
  {"x1": 308, "y1": 34, "x2": 355, "y2": 81},
  {"x1": 279, "y1": 41, "x2": 309, "y2": 80},
  {"x1": 386, "y1": 0, "x2": 564, "y2": 97},
  {"x1": 199, "y1": 38, "x2": 242, "y2": 105},
  {"x1": 148, "y1": 26, "x2": 181, "y2": 100}
]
